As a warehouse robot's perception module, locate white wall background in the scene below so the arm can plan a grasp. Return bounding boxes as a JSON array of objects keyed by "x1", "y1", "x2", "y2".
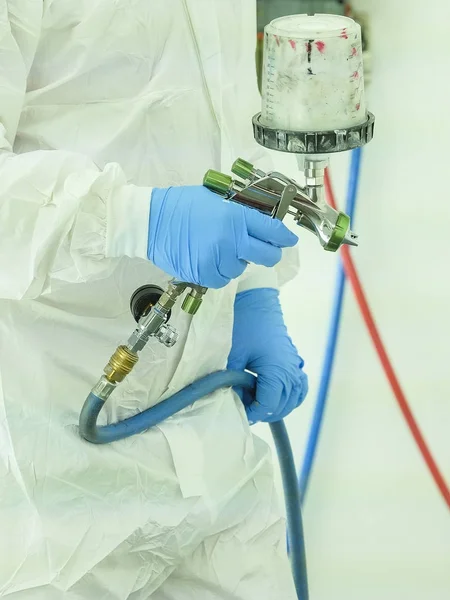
[{"x1": 256, "y1": 2, "x2": 450, "y2": 598}]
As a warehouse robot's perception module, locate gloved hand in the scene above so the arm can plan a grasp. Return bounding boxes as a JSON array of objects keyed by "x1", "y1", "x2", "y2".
[
  {"x1": 148, "y1": 186, "x2": 298, "y2": 288},
  {"x1": 227, "y1": 288, "x2": 308, "y2": 423}
]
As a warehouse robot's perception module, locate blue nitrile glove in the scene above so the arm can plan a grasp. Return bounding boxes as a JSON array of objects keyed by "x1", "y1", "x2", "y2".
[
  {"x1": 227, "y1": 288, "x2": 308, "y2": 423},
  {"x1": 147, "y1": 186, "x2": 298, "y2": 288}
]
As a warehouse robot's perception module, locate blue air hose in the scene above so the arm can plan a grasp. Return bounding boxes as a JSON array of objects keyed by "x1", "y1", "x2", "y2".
[
  {"x1": 79, "y1": 369, "x2": 309, "y2": 600},
  {"x1": 299, "y1": 148, "x2": 363, "y2": 503}
]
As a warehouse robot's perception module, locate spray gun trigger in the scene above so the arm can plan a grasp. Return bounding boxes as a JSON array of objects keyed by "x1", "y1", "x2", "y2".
[{"x1": 274, "y1": 184, "x2": 297, "y2": 221}]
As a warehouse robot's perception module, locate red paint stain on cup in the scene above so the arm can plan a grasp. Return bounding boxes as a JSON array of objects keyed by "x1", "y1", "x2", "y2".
[
  {"x1": 315, "y1": 40, "x2": 325, "y2": 53},
  {"x1": 289, "y1": 39, "x2": 297, "y2": 50},
  {"x1": 341, "y1": 28, "x2": 349, "y2": 40}
]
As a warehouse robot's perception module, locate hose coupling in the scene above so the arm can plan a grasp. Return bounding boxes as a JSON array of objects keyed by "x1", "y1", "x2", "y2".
[
  {"x1": 104, "y1": 345, "x2": 138, "y2": 383},
  {"x1": 91, "y1": 376, "x2": 117, "y2": 401}
]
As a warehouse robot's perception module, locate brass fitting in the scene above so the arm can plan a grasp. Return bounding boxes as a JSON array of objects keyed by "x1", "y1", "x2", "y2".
[{"x1": 104, "y1": 345, "x2": 138, "y2": 383}]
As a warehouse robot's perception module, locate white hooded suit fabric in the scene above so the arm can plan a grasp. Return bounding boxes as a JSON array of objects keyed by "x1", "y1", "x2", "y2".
[{"x1": 0, "y1": 1, "x2": 300, "y2": 598}]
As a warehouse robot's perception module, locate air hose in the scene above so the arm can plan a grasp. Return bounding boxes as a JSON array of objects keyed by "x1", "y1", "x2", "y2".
[{"x1": 79, "y1": 369, "x2": 309, "y2": 600}]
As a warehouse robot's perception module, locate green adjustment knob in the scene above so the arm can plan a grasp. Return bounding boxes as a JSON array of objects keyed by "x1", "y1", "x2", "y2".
[
  {"x1": 231, "y1": 158, "x2": 255, "y2": 180},
  {"x1": 203, "y1": 170, "x2": 233, "y2": 196},
  {"x1": 181, "y1": 293, "x2": 203, "y2": 315},
  {"x1": 324, "y1": 212, "x2": 350, "y2": 252}
]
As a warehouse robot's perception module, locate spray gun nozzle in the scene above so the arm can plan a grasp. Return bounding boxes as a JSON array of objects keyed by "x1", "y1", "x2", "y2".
[{"x1": 344, "y1": 230, "x2": 359, "y2": 247}]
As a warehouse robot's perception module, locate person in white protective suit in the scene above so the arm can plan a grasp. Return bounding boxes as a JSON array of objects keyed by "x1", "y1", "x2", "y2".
[{"x1": 0, "y1": 2, "x2": 308, "y2": 598}]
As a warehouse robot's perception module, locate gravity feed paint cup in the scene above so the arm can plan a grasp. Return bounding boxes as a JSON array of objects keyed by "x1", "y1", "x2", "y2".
[{"x1": 261, "y1": 14, "x2": 367, "y2": 132}]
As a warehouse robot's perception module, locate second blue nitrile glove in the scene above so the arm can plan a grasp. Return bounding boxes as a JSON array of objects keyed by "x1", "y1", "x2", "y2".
[
  {"x1": 227, "y1": 288, "x2": 308, "y2": 424},
  {"x1": 147, "y1": 186, "x2": 298, "y2": 288}
]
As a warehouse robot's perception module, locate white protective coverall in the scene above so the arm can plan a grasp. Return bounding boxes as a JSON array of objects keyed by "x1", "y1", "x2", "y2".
[{"x1": 0, "y1": 1, "x2": 300, "y2": 598}]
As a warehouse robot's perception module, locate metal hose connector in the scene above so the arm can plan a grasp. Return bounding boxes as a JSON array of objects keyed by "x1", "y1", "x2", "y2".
[{"x1": 104, "y1": 345, "x2": 138, "y2": 383}]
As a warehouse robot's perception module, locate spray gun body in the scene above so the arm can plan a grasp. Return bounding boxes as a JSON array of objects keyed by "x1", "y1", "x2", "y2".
[{"x1": 204, "y1": 158, "x2": 358, "y2": 252}]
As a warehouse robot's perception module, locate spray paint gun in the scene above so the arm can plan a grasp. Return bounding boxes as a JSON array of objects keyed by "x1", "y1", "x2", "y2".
[
  {"x1": 204, "y1": 156, "x2": 359, "y2": 251},
  {"x1": 88, "y1": 12, "x2": 375, "y2": 396}
]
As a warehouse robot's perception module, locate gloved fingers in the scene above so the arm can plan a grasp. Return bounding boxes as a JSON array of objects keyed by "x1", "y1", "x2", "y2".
[
  {"x1": 271, "y1": 370, "x2": 309, "y2": 421},
  {"x1": 246, "y1": 398, "x2": 285, "y2": 424},
  {"x1": 296, "y1": 369, "x2": 309, "y2": 408},
  {"x1": 245, "y1": 368, "x2": 308, "y2": 424},
  {"x1": 245, "y1": 377, "x2": 289, "y2": 424},
  {"x1": 216, "y1": 256, "x2": 248, "y2": 286},
  {"x1": 255, "y1": 371, "x2": 292, "y2": 409},
  {"x1": 264, "y1": 382, "x2": 303, "y2": 422},
  {"x1": 244, "y1": 207, "x2": 298, "y2": 248},
  {"x1": 239, "y1": 236, "x2": 282, "y2": 267}
]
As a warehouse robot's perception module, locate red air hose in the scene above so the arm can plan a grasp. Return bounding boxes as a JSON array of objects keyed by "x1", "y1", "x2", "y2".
[{"x1": 324, "y1": 169, "x2": 450, "y2": 510}]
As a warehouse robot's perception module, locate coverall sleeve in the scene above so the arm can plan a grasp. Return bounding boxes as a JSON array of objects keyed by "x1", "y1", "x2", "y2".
[{"x1": 0, "y1": 4, "x2": 151, "y2": 300}]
